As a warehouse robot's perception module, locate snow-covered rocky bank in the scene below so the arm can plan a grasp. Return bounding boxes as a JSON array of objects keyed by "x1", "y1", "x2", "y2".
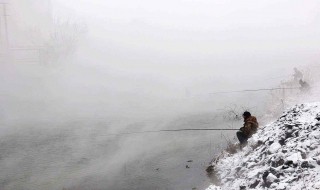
[{"x1": 206, "y1": 102, "x2": 320, "y2": 190}]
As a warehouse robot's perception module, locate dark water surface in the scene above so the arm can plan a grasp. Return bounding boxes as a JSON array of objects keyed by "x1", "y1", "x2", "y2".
[{"x1": 0, "y1": 115, "x2": 240, "y2": 190}]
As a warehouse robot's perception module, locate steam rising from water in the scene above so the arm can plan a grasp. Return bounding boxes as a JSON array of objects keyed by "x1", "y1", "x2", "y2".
[{"x1": 0, "y1": 0, "x2": 319, "y2": 189}]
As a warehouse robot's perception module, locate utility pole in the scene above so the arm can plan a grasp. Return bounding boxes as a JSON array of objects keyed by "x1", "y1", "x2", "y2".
[{"x1": 0, "y1": 2, "x2": 9, "y2": 48}]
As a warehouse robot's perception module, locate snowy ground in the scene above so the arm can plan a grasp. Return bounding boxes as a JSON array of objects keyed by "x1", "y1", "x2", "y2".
[{"x1": 206, "y1": 102, "x2": 320, "y2": 190}]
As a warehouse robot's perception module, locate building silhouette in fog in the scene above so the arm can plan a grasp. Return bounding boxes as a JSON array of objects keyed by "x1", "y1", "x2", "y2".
[{"x1": 0, "y1": 0, "x2": 52, "y2": 63}]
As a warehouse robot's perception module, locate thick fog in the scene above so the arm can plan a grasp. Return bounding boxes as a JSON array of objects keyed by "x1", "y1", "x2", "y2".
[{"x1": 0, "y1": 0, "x2": 320, "y2": 190}]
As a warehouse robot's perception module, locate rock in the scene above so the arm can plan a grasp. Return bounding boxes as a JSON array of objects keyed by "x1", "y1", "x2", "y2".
[
  {"x1": 310, "y1": 144, "x2": 318, "y2": 150},
  {"x1": 252, "y1": 140, "x2": 264, "y2": 150},
  {"x1": 266, "y1": 173, "x2": 278, "y2": 183},
  {"x1": 277, "y1": 183, "x2": 288, "y2": 190},
  {"x1": 249, "y1": 180, "x2": 260, "y2": 188},
  {"x1": 292, "y1": 131, "x2": 299, "y2": 137},
  {"x1": 285, "y1": 130, "x2": 293, "y2": 139},
  {"x1": 301, "y1": 161, "x2": 309, "y2": 168},
  {"x1": 262, "y1": 171, "x2": 269, "y2": 181},
  {"x1": 285, "y1": 160, "x2": 294, "y2": 166},
  {"x1": 271, "y1": 158, "x2": 285, "y2": 167},
  {"x1": 301, "y1": 152, "x2": 307, "y2": 159},
  {"x1": 286, "y1": 152, "x2": 302, "y2": 164},
  {"x1": 206, "y1": 165, "x2": 214, "y2": 173},
  {"x1": 285, "y1": 124, "x2": 294, "y2": 130},
  {"x1": 262, "y1": 171, "x2": 277, "y2": 188},
  {"x1": 309, "y1": 164, "x2": 316, "y2": 169},
  {"x1": 279, "y1": 139, "x2": 286, "y2": 146},
  {"x1": 235, "y1": 166, "x2": 242, "y2": 173},
  {"x1": 269, "y1": 142, "x2": 281, "y2": 153}
]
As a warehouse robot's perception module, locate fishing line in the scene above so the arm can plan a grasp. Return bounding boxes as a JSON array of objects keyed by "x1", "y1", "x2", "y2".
[
  {"x1": 105, "y1": 128, "x2": 239, "y2": 136},
  {"x1": 209, "y1": 87, "x2": 301, "y2": 95}
]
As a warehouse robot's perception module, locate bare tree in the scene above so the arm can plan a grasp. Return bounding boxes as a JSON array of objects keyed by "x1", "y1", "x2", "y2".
[{"x1": 41, "y1": 17, "x2": 87, "y2": 64}]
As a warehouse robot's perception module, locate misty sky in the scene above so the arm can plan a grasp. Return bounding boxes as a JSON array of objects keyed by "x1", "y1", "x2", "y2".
[
  {"x1": 41, "y1": 0, "x2": 320, "y2": 119},
  {"x1": 53, "y1": 0, "x2": 320, "y2": 83},
  {"x1": 3, "y1": 0, "x2": 320, "y2": 122}
]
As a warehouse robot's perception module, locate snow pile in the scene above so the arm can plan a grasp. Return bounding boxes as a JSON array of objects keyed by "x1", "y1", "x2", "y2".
[{"x1": 206, "y1": 102, "x2": 320, "y2": 190}]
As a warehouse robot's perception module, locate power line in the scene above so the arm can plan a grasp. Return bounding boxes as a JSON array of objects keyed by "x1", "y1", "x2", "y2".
[{"x1": 0, "y1": 2, "x2": 9, "y2": 48}]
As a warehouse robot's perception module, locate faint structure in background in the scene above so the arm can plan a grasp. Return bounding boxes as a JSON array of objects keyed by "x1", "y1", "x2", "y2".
[
  {"x1": 0, "y1": 0, "x2": 86, "y2": 64},
  {"x1": 0, "y1": 0, "x2": 52, "y2": 64},
  {"x1": 0, "y1": 0, "x2": 9, "y2": 59}
]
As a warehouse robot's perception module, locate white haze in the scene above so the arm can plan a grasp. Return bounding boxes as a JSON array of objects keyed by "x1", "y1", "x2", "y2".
[{"x1": 0, "y1": 0, "x2": 319, "y2": 189}]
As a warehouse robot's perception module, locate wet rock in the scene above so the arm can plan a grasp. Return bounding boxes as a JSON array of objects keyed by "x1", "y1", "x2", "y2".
[
  {"x1": 206, "y1": 165, "x2": 214, "y2": 173},
  {"x1": 285, "y1": 160, "x2": 293, "y2": 166},
  {"x1": 285, "y1": 124, "x2": 294, "y2": 130},
  {"x1": 281, "y1": 165, "x2": 289, "y2": 169},
  {"x1": 279, "y1": 138, "x2": 286, "y2": 146},
  {"x1": 301, "y1": 152, "x2": 307, "y2": 159},
  {"x1": 262, "y1": 171, "x2": 269, "y2": 181},
  {"x1": 285, "y1": 130, "x2": 293, "y2": 139},
  {"x1": 280, "y1": 114, "x2": 287, "y2": 119},
  {"x1": 309, "y1": 144, "x2": 317, "y2": 150},
  {"x1": 301, "y1": 161, "x2": 309, "y2": 168},
  {"x1": 249, "y1": 180, "x2": 260, "y2": 189},
  {"x1": 271, "y1": 158, "x2": 285, "y2": 167},
  {"x1": 309, "y1": 164, "x2": 316, "y2": 169}
]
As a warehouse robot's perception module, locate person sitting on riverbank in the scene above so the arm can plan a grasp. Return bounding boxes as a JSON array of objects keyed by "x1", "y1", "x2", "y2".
[
  {"x1": 237, "y1": 111, "x2": 259, "y2": 146},
  {"x1": 299, "y1": 79, "x2": 310, "y2": 92},
  {"x1": 293, "y1": 68, "x2": 303, "y2": 81}
]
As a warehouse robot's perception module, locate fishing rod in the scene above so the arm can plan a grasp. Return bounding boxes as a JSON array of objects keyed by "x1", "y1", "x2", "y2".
[
  {"x1": 106, "y1": 128, "x2": 239, "y2": 136},
  {"x1": 209, "y1": 87, "x2": 300, "y2": 95}
]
